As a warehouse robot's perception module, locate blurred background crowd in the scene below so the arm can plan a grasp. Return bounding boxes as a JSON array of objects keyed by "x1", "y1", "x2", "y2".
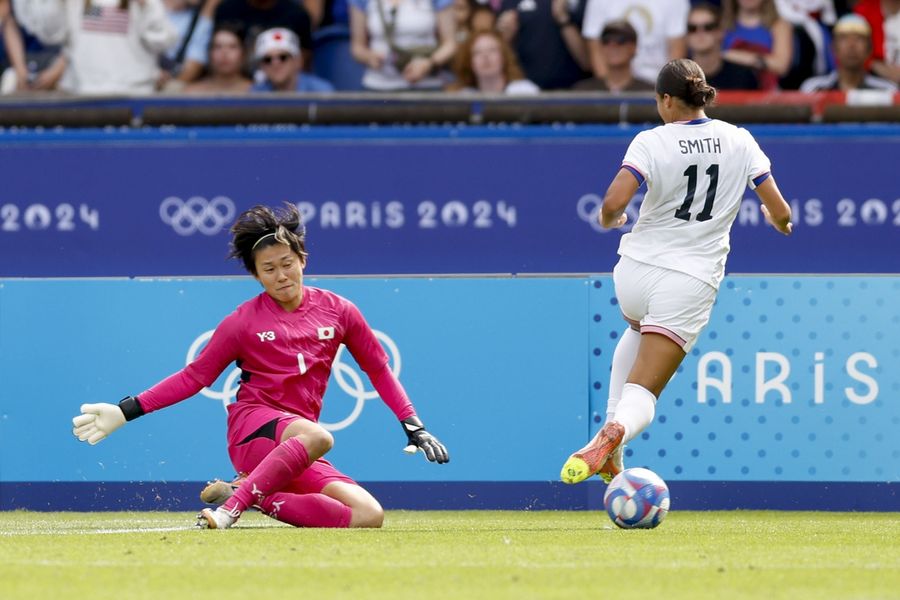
[{"x1": 0, "y1": 0, "x2": 896, "y2": 96}]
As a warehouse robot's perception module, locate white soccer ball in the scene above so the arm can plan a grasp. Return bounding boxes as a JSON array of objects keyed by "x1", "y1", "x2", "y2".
[{"x1": 603, "y1": 467, "x2": 670, "y2": 529}]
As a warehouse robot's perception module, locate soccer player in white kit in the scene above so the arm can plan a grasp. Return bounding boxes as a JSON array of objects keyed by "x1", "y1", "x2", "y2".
[
  {"x1": 561, "y1": 58, "x2": 793, "y2": 485},
  {"x1": 72, "y1": 204, "x2": 449, "y2": 529}
]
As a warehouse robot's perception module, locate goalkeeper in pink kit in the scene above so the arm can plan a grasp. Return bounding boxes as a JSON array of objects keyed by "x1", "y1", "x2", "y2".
[{"x1": 72, "y1": 204, "x2": 449, "y2": 529}]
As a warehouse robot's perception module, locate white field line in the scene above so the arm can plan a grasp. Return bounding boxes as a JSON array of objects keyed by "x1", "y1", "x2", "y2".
[{"x1": 0, "y1": 522, "x2": 289, "y2": 536}]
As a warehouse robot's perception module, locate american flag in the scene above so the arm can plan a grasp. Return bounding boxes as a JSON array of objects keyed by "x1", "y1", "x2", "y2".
[{"x1": 82, "y1": 4, "x2": 130, "y2": 35}]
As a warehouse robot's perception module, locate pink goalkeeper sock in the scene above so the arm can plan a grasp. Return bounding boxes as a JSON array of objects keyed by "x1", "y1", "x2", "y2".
[
  {"x1": 257, "y1": 492, "x2": 353, "y2": 528},
  {"x1": 223, "y1": 437, "x2": 310, "y2": 514}
]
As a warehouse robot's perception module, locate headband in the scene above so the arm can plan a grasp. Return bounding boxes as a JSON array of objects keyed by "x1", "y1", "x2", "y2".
[{"x1": 251, "y1": 232, "x2": 277, "y2": 251}]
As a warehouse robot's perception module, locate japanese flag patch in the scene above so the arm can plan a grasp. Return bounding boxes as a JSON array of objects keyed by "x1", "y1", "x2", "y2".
[{"x1": 317, "y1": 326, "x2": 335, "y2": 340}]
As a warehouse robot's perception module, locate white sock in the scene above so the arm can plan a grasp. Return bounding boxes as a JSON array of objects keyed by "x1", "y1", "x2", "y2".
[
  {"x1": 615, "y1": 383, "x2": 657, "y2": 443},
  {"x1": 606, "y1": 327, "x2": 641, "y2": 422}
]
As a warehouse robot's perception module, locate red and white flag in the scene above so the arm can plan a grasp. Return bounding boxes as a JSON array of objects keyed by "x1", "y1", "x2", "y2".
[{"x1": 82, "y1": 4, "x2": 130, "y2": 35}]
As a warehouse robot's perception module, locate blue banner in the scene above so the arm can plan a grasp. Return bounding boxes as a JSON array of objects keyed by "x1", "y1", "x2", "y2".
[{"x1": 0, "y1": 125, "x2": 898, "y2": 277}]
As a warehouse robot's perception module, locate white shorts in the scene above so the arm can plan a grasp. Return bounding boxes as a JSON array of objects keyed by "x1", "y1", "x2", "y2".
[{"x1": 613, "y1": 255, "x2": 717, "y2": 352}]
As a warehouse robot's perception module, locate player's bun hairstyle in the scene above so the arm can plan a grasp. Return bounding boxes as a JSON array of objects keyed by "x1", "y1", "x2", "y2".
[
  {"x1": 229, "y1": 203, "x2": 308, "y2": 275},
  {"x1": 656, "y1": 58, "x2": 717, "y2": 108}
]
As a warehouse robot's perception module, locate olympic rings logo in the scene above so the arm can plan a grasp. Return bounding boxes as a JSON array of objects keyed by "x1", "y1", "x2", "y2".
[
  {"x1": 576, "y1": 193, "x2": 642, "y2": 233},
  {"x1": 160, "y1": 196, "x2": 235, "y2": 236},
  {"x1": 186, "y1": 329, "x2": 401, "y2": 432}
]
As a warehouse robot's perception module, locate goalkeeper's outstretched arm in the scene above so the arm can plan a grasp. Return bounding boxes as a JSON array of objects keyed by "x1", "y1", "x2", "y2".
[{"x1": 72, "y1": 396, "x2": 144, "y2": 445}]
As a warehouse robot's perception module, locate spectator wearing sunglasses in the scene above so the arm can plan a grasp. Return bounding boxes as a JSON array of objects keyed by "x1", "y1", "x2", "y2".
[
  {"x1": 573, "y1": 20, "x2": 654, "y2": 91},
  {"x1": 252, "y1": 26, "x2": 334, "y2": 91},
  {"x1": 686, "y1": 3, "x2": 759, "y2": 90}
]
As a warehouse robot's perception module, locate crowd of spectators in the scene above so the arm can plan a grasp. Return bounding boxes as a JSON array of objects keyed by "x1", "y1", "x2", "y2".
[{"x1": 0, "y1": 0, "x2": 896, "y2": 95}]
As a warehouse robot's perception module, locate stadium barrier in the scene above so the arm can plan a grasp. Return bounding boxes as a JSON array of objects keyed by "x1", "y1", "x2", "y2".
[
  {"x1": 1, "y1": 275, "x2": 897, "y2": 511},
  {"x1": 0, "y1": 90, "x2": 897, "y2": 127}
]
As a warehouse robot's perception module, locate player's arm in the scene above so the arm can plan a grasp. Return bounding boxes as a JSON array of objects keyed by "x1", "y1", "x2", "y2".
[
  {"x1": 72, "y1": 371, "x2": 207, "y2": 445},
  {"x1": 754, "y1": 175, "x2": 792, "y2": 236},
  {"x1": 367, "y1": 364, "x2": 449, "y2": 463},
  {"x1": 600, "y1": 167, "x2": 641, "y2": 229},
  {"x1": 72, "y1": 397, "x2": 140, "y2": 445},
  {"x1": 72, "y1": 317, "x2": 239, "y2": 445},
  {"x1": 342, "y1": 300, "x2": 449, "y2": 463}
]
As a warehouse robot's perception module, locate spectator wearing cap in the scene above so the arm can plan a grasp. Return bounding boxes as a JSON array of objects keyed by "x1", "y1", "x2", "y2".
[
  {"x1": 580, "y1": 0, "x2": 689, "y2": 83},
  {"x1": 800, "y1": 13, "x2": 897, "y2": 90},
  {"x1": 214, "y1": 0, "x2": 313, "y2": 70},
  {"x1": 573, "y1": 20, "x2": 654, "y2": 91},
  {"x1": 252, "y1": 26, "x2": 334, "y2": 91},
  {"x1": 686, "y1": 3, "x2": 759, "y2": 90}
]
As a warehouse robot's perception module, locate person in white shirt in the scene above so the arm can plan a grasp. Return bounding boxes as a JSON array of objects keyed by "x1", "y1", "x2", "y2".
[
  {"x1": 13, "y1": 0, "x2": 177, "y2": 94},
  {"x1": 349, "y1": 0, "x2": 457, "y2": 91},
  {"x1": 581, "y1": 0, "x2": 690, "y2": 83},
  {"x1": 560, "y1": 58, "x2": 793, "y2": 486}
]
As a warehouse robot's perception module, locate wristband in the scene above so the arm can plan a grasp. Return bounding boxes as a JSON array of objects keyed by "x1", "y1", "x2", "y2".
[{"x1": 118, "y1": 395, "x2": 145, "y2": 421}]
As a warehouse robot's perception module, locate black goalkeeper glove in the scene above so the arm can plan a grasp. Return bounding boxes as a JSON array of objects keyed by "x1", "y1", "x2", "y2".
[{"x1": 401, "y1": 416, "x2": 449, "y2": 464}]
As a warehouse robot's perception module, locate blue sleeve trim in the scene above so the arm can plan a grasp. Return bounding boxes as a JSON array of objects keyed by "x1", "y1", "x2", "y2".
[
  {"x1": 623, "y1": 164, "x2": 645, "y2": 187},
  {"x1": 752, "y1": 172, "x2": 771, "y2": 187}
]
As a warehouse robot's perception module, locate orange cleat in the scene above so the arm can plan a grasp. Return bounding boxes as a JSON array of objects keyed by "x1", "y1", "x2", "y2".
[{"x1": 560, "y1": 421, "x2": 625, "y2": 484}]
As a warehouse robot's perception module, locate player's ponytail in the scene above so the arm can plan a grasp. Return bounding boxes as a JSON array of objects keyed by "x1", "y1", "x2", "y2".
[
  {"x1": 656, "y1": 58, "x2": 717, "y2": 109},
  {"x1": 229, "y1": 203, "x2": 308, "y2": 275}
]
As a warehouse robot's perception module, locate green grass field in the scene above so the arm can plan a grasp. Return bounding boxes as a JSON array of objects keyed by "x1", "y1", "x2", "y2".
[{"x1": 1, "y1": 510, "x2": 898, "y2": 600}]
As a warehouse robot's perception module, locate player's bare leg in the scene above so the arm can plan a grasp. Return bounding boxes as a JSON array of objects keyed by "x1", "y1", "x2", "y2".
[
  {"x1": 321, "y1": 481, "x2": 384, "y2": 528},
  {"x1": 562, "y1": 332, "x2": 685, "y2": 484},
  {"x1": 624, "y1": 332, "x2": 685, "y2": 399}
]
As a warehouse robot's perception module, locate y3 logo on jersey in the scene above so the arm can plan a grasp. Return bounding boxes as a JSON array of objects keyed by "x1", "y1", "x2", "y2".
[{"x1": 256, "y1": 331, "x2": 276, "y2": 342}]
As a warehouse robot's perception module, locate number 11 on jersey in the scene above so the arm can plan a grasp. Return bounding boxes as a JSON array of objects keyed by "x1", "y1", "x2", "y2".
[{"x1": 675, "y1": 163, "x2": 719, "y2": 222}]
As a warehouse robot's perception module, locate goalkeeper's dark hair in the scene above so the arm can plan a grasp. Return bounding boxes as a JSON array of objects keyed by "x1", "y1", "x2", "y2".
[
  {"x1": 229, "y1": 203, "x2": 308, "y2": 275},
  {"x1": 656, "y1": 58, "x2": 717, "y2": 108}
]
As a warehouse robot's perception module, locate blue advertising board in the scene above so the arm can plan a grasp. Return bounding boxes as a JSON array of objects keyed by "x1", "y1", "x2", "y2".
[
  {"x1": 0, "y1": 125, "x2": 897, "y2": 277},
  {"x1": 1, "y1": 275, "x2": 898, "y2": 511}
]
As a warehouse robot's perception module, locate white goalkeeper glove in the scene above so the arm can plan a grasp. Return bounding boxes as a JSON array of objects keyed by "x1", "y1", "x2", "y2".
[{"x1": 72, "y1": 396, "x2": 144, "y2": 445}]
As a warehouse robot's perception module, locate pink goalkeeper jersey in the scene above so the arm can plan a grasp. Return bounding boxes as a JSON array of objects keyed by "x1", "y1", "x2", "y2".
[{"x1": 138, "y1": 286, "x2": 414, "y2": 422}]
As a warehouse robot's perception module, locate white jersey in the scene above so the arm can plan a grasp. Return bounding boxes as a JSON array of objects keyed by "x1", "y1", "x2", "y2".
[{"x1": 618, "y1": 118, "x2": 771, "y2": 289}]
